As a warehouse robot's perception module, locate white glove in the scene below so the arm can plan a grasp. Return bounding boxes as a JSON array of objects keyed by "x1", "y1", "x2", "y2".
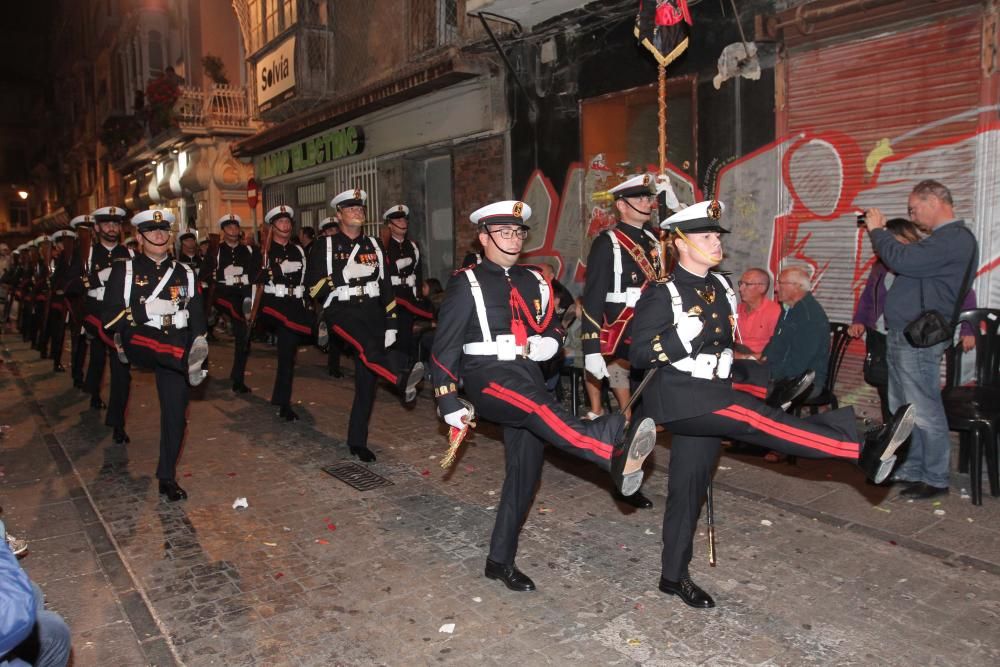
[
  {"x1": 395, "y1": 257, "x2": 413, "y2": 271},
  {"x1": 527, "y1": 335, "x2": 559, "y2": 362},
  {"x1": 585, "y1": 353, "x2": 609, "y2": 380},
  {"x1": 223, "y1": 264, "x2": 244, "y2": 279},
  {"x1": 343, "y1": 260, "x2": 377, "y2": 282},
  {"x1": 443, "y1": 408, "x2": 471, "y2": 430},
  {"x1": 675, "y1": 313, "x2": 704, "y2": 350},
  {"x1": 717, "y1": 348, "x2": 733, "y2": 379},
  {"x1": 279, "y1": 259, "x2": 302, "y2": 275},
  {"x1": 97, "y1": 267, "x2": 112, "y2": 284},
  {"x1": 655, "y1": 174, "x2": 680, "y2": 211},
  {"x1": 384, "y1": 329, "x2": 397, "y2": 348},
  {"x1": 145, "y1": 299, "x2": 178, "y2": 316}
]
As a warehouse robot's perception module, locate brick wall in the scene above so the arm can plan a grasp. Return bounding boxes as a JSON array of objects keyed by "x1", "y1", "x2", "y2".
[{"x1": 452, "y1": 135, "x2": 506, "y2": 262}]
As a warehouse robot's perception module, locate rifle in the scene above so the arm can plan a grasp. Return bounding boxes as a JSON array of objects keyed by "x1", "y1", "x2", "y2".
[
  {"x1": 203, "y1": 233, "x2": 221, "y2": 324},
  {"x1": 244, "y1": 224, "x2": 273, "y2": 352},
  {"x1": 40, "y1": 240, "x2": 53, "y2": 331}
]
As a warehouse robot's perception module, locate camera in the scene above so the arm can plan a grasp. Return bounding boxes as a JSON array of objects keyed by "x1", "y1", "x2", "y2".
[{"x1": 856, "y1": 212, "x2": 867, "y2": 227}]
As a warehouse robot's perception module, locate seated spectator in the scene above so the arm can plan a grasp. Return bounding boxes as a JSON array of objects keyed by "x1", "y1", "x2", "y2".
[
  {"x1": 849, "y1": 217, "x2": 976, "y2": 424},
  {"x1": 734, "y1": 267, "x2": 781, "y2": 359},
  {"x1": 0, "y1": 519, "x2": 71, "y2": 667}
]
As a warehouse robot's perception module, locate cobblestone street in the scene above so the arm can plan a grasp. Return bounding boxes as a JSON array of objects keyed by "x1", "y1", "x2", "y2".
[{"x1": 2, "y1": 333, "x2": 1000, "y2": 666}]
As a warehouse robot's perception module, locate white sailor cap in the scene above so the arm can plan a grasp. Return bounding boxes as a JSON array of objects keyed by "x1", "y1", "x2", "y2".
[
  {"x1": 383, "y1": 204, "x2": 409, "y2": 221},
  {"x1": 608, "y1": 174, "x2": 655, "y2": 199},
  {"x1": 51, "y1": 230, "x2": 77, "y2": 241},
  {"x1": 125, "y1": 237, "x2": 139, "y2": 247},
  {"x1": 217, "y1": 213, "x2": 242, "y2": 228},
  {"x1": 265, "y1": 205, "x2": 295, "y2": 224},
  {"x1": 470, "y1": 200, "x2": 532, "y2": 228},
  {"x1": 70, "y1": 214, "x2": 96, "y2": 229},
  {"x1": 92, "y1": 206, "x2": 126, "y2": 222},
  {"x1": 133, "y1": 209, "x2": 176, "y2": 230},
  {"x1": 330, "y1": 188, "x2": 367, "y2": 209},
  {"x1": 319, "y1": 216, "x2": 338, "y2": 231},
  {"x1": 661, "y1": 200, "x2": 729, "y2": 233},
  {"x1": 178, "y1": 230, "x2": 197, "y2": 242}
]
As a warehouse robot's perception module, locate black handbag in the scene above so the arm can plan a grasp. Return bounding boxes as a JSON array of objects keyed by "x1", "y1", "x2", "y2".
[
  {"x1": 863, "y1": 328, "x2": 888, "y2": 386},
  {"x1": 903, "y1": 229, "x2": 977, "y2": 348}
]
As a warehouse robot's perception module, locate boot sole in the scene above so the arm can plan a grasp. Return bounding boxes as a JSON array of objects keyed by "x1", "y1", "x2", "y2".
[
  {"x1": 404, "y1": 362, "x2": 425, "y2": 403},
  {"x1": 883, "y1": 404, "x2": 915, "y2": 461},
  {"x1": 622, "y1": 418, "x2": 657, "y2": 478},
  {"x1": 779, "y1": 370, "x2": 815, "y2": 410}
]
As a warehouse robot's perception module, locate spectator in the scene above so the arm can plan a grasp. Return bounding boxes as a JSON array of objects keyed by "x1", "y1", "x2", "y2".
[
  {"x1": 734, "y1": 267, "x2": 780, "y2": 359},
  {"x1": 863, "y1": 180, "x2": 978, "y2": 499},
  {"x1": 0, "y1": 519, "x2": 71, "y2": 667},
  {"x1": 762, "y1": 266, "x2": 830, "y2": 396},
  {"x1": 848, "y1": 218, "x2": 977, "y2": 424},
  {"x1": 414, "y1": 278, "x2": 445, "y2": 365}
]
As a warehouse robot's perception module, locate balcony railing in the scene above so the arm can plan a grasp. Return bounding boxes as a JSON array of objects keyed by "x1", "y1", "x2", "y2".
[{"x1": 173, "y1": 84, "x2": 253, "y2": 132}]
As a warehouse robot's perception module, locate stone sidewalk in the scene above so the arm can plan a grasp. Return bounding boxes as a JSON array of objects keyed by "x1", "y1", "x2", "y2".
[{"x1": 1, "y1": 332, "x2": 999, "y2": 666}]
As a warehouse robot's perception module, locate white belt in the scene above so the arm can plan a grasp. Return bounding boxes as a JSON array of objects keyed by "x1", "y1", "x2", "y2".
[
  {"x1": 221, "y1": 275, "x2": 249, "y2": 286},
  {"x1": 144, "y1": 310, "x2": 189, "y2": 331},
  {"x1": 462, "y1": 335, "x2": 527, "y2": 361},
  {"x1": 672, "y1": 352, "x2": 732, "y2": 380},
  {"x1": 326, "y1": 281, "x2": 380, "y2": 306},
  {"x1": 391, "y1": 275, "x2": 417, "y2": 287},
  {"x1": 264, "y1": 284, "x2": 305, "y2": 298},
  {"x1": 87, "y1": 287, "x2": 106, "y2": 300},
  {"x1": 605, "y1": 287, "x2": 643, "y2": 307}
]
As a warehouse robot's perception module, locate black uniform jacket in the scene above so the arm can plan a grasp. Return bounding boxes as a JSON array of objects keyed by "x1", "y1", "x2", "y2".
[
  {"x1": 306, "y1": 232, "x2": 397, "y2": 333},
  {"x1": 629, "y1": 265, "x2": 756, "y2": 423},
  {"x1": 431, "y1": 259, "x2": 564, "y2": 416},
  {"x1": 101, "y1": 254, "x2": 207, "y2": 342},
  {"x1": 580, "y1": 222, "x2": 662, "y2": 356},
  {"x1": 254, "y1": 240, "x2": 312, "y2": 334},
  {"x1": 382, "y1": 236, "x2": 428, "y2": 314}
]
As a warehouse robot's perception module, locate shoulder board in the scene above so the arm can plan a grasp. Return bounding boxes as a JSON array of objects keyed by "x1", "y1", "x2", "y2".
[{"x1": 451, "y1": 265, "x2": 474, "y2": 276}]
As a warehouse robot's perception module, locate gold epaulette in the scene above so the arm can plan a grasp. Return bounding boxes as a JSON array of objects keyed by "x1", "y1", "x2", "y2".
[{"x1": 434, "y1": 383, "x2": 457, "y2": 397}]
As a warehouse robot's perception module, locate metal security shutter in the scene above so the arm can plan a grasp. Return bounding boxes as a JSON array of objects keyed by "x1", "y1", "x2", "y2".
[{"x1": 779, "y1": 12, "x2": 985, "y2": 417}]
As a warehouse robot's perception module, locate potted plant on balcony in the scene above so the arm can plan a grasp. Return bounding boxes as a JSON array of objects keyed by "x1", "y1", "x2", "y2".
[
  {"x1": 99, "y1": 115, "x2": 145, "y2": 162},
  {"x1": 146, "y1": 70, "x2": 181, "y2": 136}
]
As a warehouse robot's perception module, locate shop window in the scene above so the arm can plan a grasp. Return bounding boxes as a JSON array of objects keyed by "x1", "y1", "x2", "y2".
[
  {"x1": 9, "y1": 202, "x2": 29, "y2": 229},
  {"x1": 581, "y1": 77, "x2": 697, "y2": 180}
]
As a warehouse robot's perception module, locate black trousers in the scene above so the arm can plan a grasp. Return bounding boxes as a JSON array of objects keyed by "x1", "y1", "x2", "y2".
[
  {"x1": 489, "y1": 426, "x2": 546, "y2": 565},
  {"x1": 45, "y1": 307, "x2": 67, "y2": 369},
  {"x1": 328, "y1": 301, "x2": 403, "y2": 451},
  {"x1": 216, "y1": 290, "x2": 250, "y2": 385},
  {"x1": 392, "y1": 306, "x2": 416, "y2": 369},
  {"x1": 84, "y1": 333, "x2": 106, "y2": 401},
  {"x1": 105, "y1": 352, "x2": 131, "y2": 429},
  {"x1": 656, "y1": 392, "x2": 861, "y2": 580},
  {"x1": 71, "y1": 324, "x2": 88, "y2": 385},
  {"x1": 32, "y1": 301, "x2": 47, "y2": 350},
  {"x1": 270, "y1": 326, "x2": 300, "y2": 408},
  {"x1": 122, "y1": 330, "x2": 192, "y2": 481}
]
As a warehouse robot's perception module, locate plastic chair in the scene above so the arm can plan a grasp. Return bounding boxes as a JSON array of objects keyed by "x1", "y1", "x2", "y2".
[
  {"x1": 943, "y1": 308, "x2": 1000, "y2": 505},
  {"x1": 794, "y1": 322, "x2": 851, "y2": 415}
]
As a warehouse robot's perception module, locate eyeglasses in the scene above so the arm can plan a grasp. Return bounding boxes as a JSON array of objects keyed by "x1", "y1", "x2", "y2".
[
  {"x1": 737, "y1": 281, "x2": 765, "y2": 287},
  {"x1": 487, "y1": 228, "x2": 528, "y2": 240}
]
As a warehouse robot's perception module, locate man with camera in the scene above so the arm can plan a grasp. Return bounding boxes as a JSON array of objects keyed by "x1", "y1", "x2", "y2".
[{"x1": 862, "y1": 180, "x2": 978, "y2": 500}]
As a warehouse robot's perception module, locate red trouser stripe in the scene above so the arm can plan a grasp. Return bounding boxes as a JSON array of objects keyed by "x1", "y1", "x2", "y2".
[
  {"x1": 732, "y1": 382, "x2": 767, "y2": 399},
  {"x1": 214, "y1": 296, "x2": 245, "y2": 322},
  {"x1": 396, "y1": 297, "x2": 434, "y2": 320},
  {"x1": 432, "y1": 354, "x2": 457, "y2": 381},
  {"x1": 131, "y1": 333, "x2": 186, "y2": 360},
  {"x1": 714, "y1": 404, "x2": 859, "y2": 458},
  {"x1": 483, "y1": 382, "x2": 613, "y2": 459},
  {"x1": 332, "y1": 324, "x2": 397, "y2": 383},
  {"x1": 261, "y1": 306, "x2": 312, "y2": 335},
  {"x1": 85, "y1": 314, "x2": 115, "y2": 347}
]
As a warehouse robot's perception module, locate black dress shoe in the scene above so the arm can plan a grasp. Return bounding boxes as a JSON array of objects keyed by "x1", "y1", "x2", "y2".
[
  {"x1": 232, "y1": 382, "x2": 251, "y2": 394},
  {"x1": 158, "y1": 480, "x2": 188, "y2": 502},
  {"x1": 112, "y1": 427, "x2": 130, "y2": 444},
  {"x1": 90, "y1": 397, "x2": 107, "y2": 410},
  {"x1": 350, "y1": 446, "x2": 377, "y2": 463},
  {"x1": 73, "y1": 379, "x2": 85, "y2": 389},
  {"x1": 899, "y1": 482, "x2": 949, "y2": 499},
  {"x1": 485, "y1": 559, "x2": 536, "y2": 592},
  {"x1": 328, "y1": 367, "x2": 343, "y2": 378},
  {"x1": 614, "y1": 489, "x2": 653, "y2": 509},
  {"x1": 858, "y1": 404, "x2": 915, "y2": 483},
  {"x1": 53, "y1": 364, "x2": 65, "y2": 373},
  {"x1": 278, "y1": 405, "x2": 299, "y2": 422},
  {"x1": 658, "y1": 575, "x2": 715, "y2": 609},
  {"x1": 609, "y1": 417, "x2": 657, "y2": 497}
]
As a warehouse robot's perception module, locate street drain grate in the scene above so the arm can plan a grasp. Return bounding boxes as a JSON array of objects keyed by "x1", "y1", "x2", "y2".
[{"x1": 322, "y1": 461, "x2": 394, "y2": 491}]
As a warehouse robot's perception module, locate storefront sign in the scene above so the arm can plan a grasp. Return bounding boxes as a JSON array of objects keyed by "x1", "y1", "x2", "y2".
[
  {"x1": 254, "y1": 126, "x2": 366, "y2": 180},
  {"x1": 256, "y1": 36, "x2": 296, "y2": 112}
]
